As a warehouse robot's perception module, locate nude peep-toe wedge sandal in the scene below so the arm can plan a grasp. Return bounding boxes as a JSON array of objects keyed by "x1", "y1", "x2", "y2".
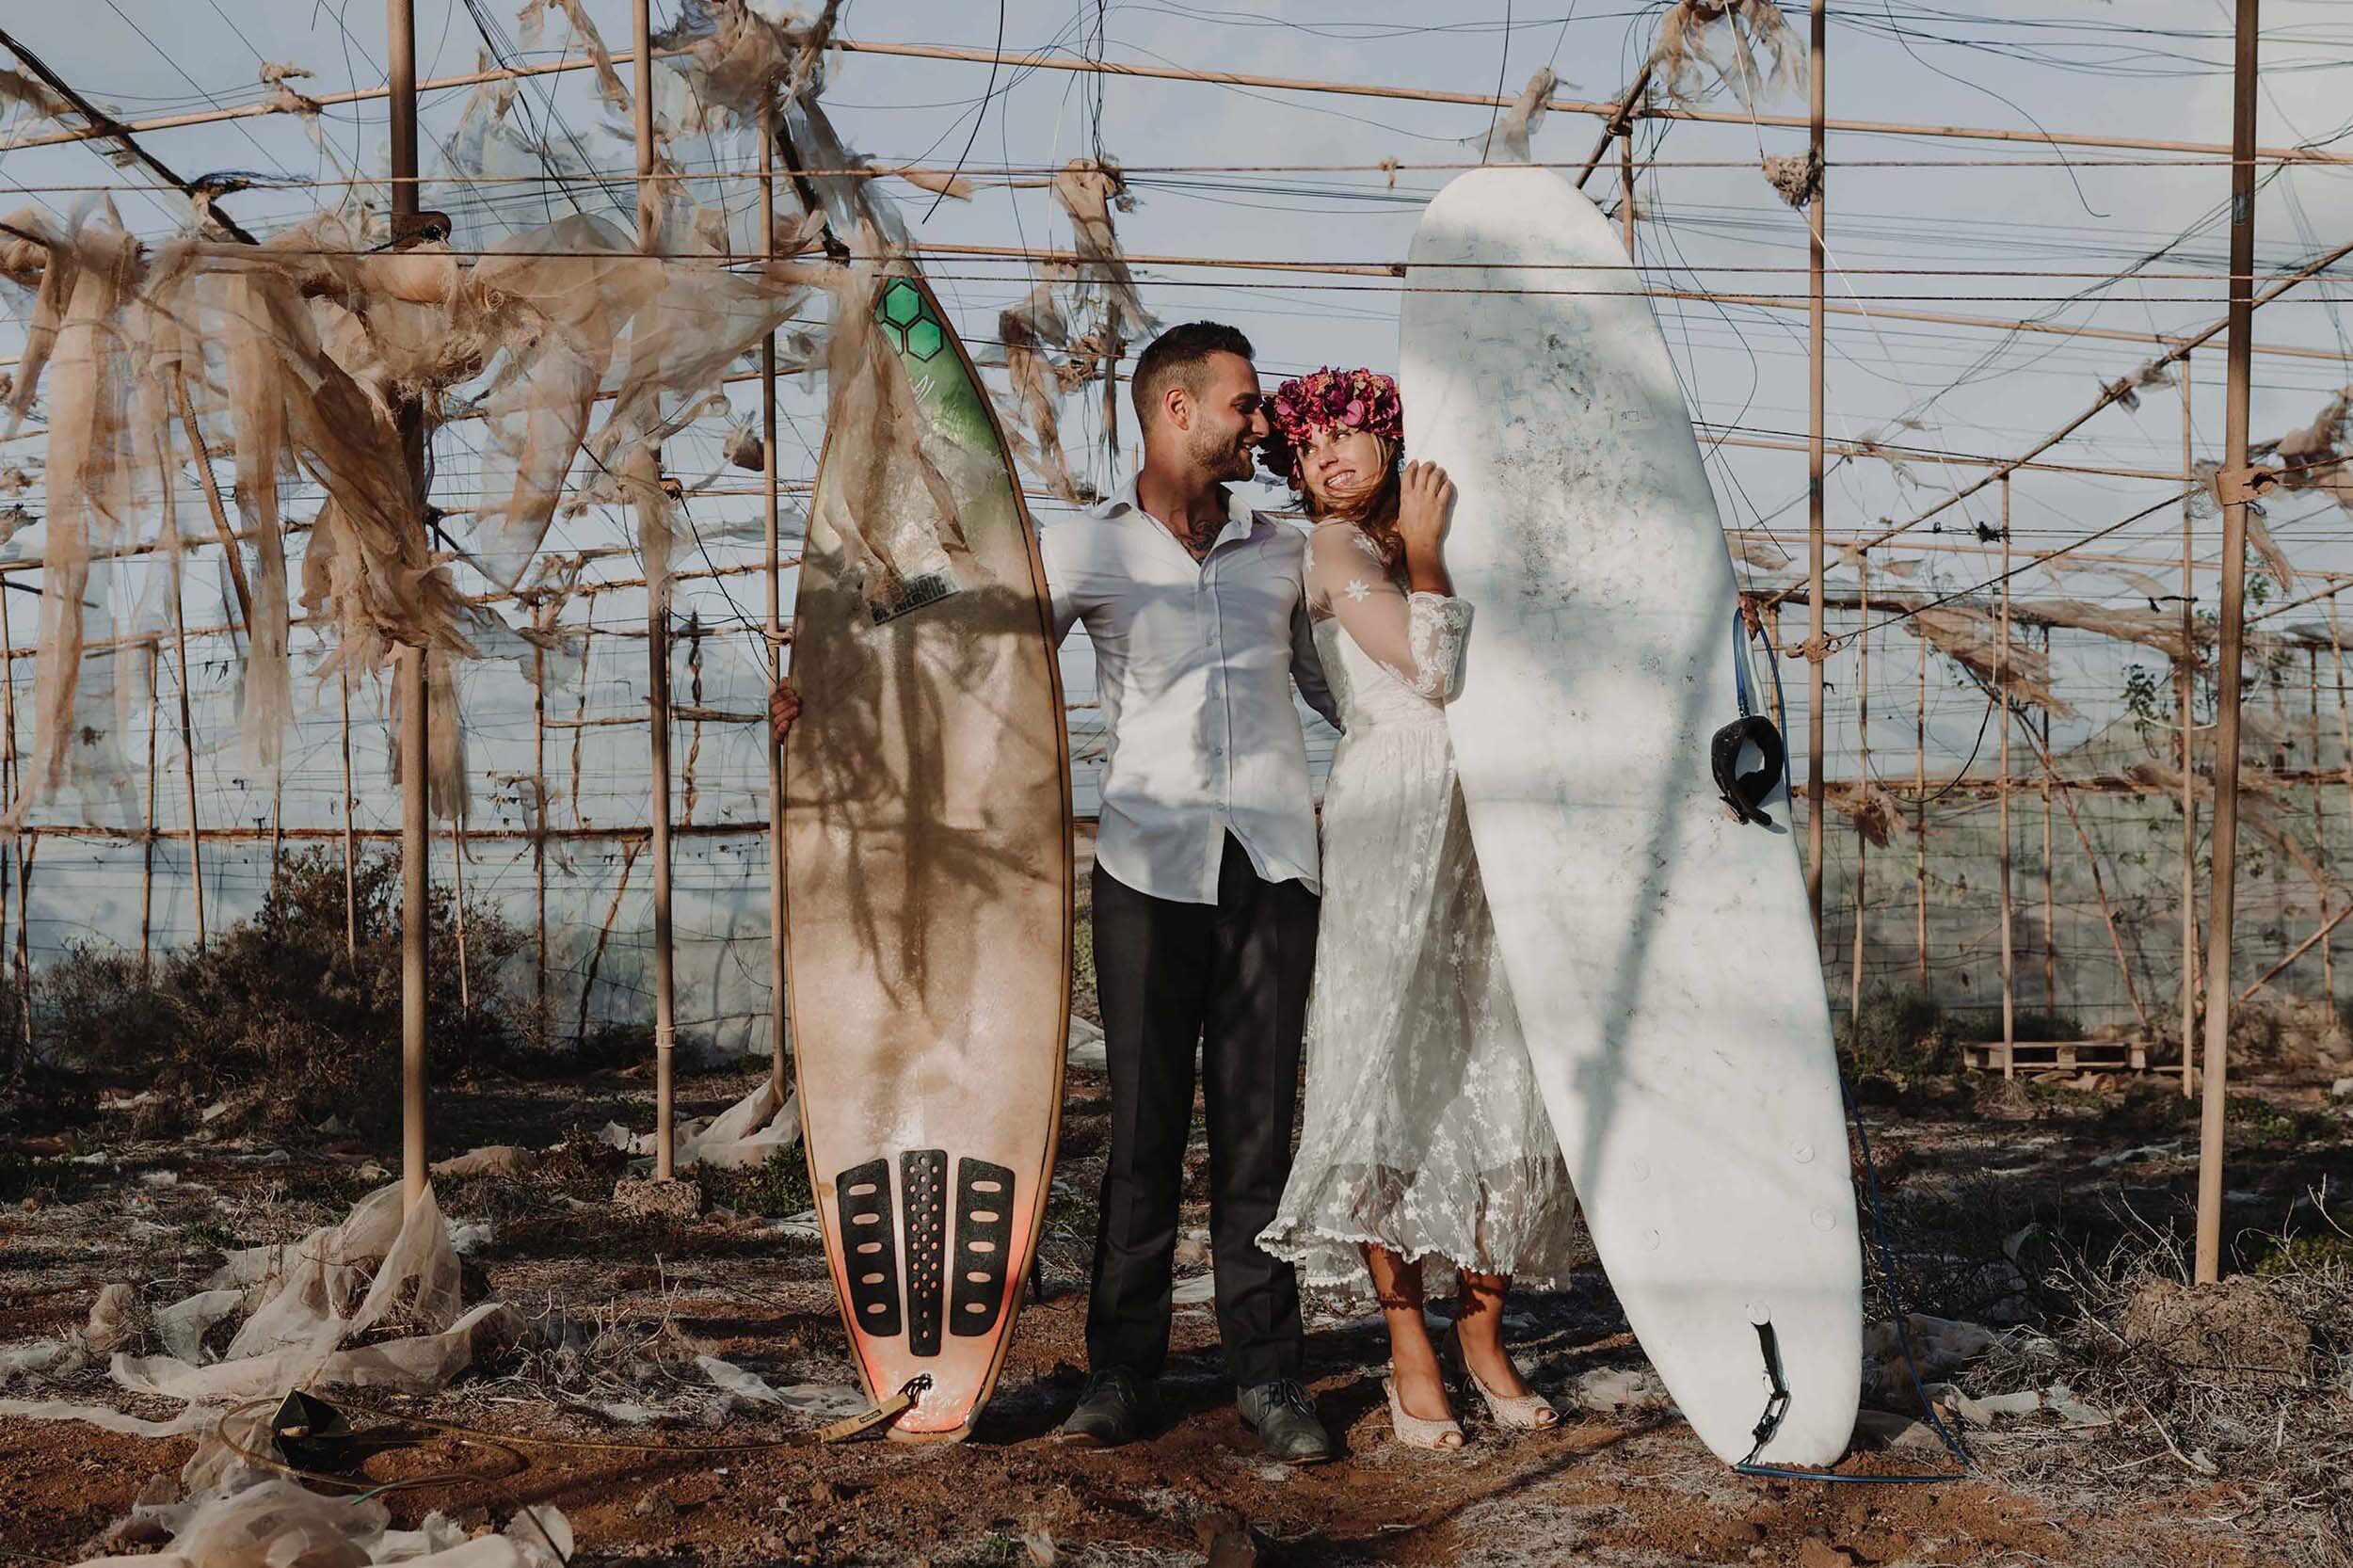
[
  {"x1": 1383, "y1": 1377, "x2": 1465, "y2": 1450},
  {"x1": 1440, "y1": 1326, "x2": 1560, "y2": 1431}
]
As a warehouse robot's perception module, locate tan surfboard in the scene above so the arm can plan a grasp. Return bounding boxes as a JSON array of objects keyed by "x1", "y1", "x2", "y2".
[{"x1": 784, "y1": 268, "x2": 1072, "y2": 1441}]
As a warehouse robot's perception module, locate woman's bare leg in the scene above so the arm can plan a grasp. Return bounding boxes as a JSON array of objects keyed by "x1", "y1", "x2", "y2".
[
  {"x1": 1366, "y1": 1244, "x2": 1457, "y2": 1431},
  {"x1": 1453, "y1": 1269, "x2": 1538, "y2": 1399}
]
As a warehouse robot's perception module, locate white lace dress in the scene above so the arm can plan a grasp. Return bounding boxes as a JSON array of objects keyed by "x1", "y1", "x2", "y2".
[{"x1": 1258, "y1": 522, "x2": 1580, "y2": 1300}]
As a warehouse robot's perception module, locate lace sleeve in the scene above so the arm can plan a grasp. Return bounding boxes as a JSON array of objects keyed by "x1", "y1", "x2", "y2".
[{"x1": 1305, "y1": 523, "x2": 1472, "y2": 701}]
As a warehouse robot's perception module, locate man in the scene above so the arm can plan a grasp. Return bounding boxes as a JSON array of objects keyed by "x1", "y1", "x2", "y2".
[{"x1": 773, "y1": 322, "x2": 1339, "y2": 1462}]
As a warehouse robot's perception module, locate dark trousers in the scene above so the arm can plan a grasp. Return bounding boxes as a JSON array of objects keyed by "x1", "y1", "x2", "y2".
[{"x1": 1086, "y1": 834, "x2": 1319, "y2": 1388}]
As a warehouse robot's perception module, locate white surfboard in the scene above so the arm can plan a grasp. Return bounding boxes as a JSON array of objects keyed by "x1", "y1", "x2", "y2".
[{"x1": 1401, "y1": 166, "x2": 1862, "y2": 1467}]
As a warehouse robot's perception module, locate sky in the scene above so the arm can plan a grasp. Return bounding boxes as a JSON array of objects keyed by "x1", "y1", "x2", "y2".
[{"x1": 0, "y1": 1, "x2": 2347, "y2": 1032}]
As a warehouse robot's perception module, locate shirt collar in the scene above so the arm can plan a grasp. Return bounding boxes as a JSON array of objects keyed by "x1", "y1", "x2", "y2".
[{"x1": 1098, "y1": 472, "x2": 1266, "y2": 548}]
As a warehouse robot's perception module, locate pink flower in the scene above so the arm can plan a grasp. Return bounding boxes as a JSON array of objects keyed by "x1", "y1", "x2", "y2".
[{"x1": 1344, "y1": 398, "x2": 1367, "y2": 424}]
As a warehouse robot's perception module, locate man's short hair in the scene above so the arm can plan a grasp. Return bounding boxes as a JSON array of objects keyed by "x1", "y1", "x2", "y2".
[{"x1": 1130, "y1": 321, "x2": 1256, "y2": 428}]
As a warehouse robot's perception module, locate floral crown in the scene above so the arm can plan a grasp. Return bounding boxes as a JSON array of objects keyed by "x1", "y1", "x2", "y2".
[{"x1": 1259, "y1": 365, "x2": 1402, "y2": 489}]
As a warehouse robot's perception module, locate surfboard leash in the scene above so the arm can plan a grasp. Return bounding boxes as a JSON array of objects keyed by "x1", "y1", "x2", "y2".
[{"x1": 1731, "y1": 1079, "x2": 1975, "y2": 1486}]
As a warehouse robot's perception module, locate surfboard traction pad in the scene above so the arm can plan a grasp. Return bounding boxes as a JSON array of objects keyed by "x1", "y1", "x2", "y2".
[{"x1": 833, "y1": 1154, "x2": 1017, "y2": 1367}]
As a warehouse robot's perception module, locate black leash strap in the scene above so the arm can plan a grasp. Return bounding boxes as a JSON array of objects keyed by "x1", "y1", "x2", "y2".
[{"x1": 1731, "y1": 1078, "x2": 1974, "y2": 1486}]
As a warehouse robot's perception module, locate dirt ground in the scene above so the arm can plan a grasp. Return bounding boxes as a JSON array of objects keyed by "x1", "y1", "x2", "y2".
[{"x1": 3, "y1": 1041, "x2": 2348, "y2": 1567}]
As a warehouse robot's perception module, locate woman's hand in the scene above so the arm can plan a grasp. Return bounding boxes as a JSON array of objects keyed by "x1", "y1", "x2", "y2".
[
  {"x1": 769, "y1": 678, "x2": 802, "y2": 746},
  {"x1": 1396, "y1": 459, "x2": 1456, "y2": 594}
]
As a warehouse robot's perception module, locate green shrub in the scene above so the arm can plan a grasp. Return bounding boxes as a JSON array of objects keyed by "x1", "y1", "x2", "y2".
[
  {"x1": 1948, "y1": 1007, "x2": 2083, "y2": 1045},
  {"x1": 1840, "y1": 989, "x2": 1953, "y2": 1077},
  {"x1": 40, "y1": 849, "x2": 529, "y2": 1134},
  {"x1": 700, "y1": 1148, "x2": 815, "y2": 1217}
]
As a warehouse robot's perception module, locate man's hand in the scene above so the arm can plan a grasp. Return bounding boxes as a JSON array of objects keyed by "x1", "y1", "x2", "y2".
[{"x1": 769, "y1": 678, "x2": 802, "y2": 746}]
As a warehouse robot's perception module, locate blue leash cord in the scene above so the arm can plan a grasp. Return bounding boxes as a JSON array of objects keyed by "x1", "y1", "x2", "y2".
[{"x1": 1727, "y1": 614, "x2": 1975, "y2": 1486}]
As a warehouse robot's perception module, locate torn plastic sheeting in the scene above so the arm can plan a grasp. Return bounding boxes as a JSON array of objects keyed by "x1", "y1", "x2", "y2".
[
  {"x1": 1925, "y1": 1380, "x2": 2113, "y2": 1430},
  {"x1": 1465, "y1": 68, "x2": 1560, "y2": 166},
  {"x1": 1650, "y1": 0, "x2": 1804, "y2": 109},
  {"x1": 696, "y1": 1354, "x2": 867, "y2": 1416},
  {"x1": 0, "y1": 1395, "x2": 214, "y2": 1438},
  {"x1": 155, "y1": 1290, "x2": 246, "y2": 1365},
  {"x1": 106, "y1": 1184, "x2": 516, "y2": 1411},
  {"x1": 609, "y1": 1079, "x2": 802, "y2": 1170},
  {"x1": 1049, "y1": 161, "x2": 1155, "y2": 333},
  {"x1": 114, "y1": 1302, "x2": 520, "y2": 1406},
  {"x1": 74, "y1": 1478, "x2": 570, "y2": 1568},
  {"x1": 679, "y1": 1078, "x2": 800, "y2": 1170}
]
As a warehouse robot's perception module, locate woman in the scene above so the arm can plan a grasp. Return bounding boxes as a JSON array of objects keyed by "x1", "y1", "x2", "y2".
[{"x1": 1255, "y1": 367, "x2": 1578, "y2": 1450}]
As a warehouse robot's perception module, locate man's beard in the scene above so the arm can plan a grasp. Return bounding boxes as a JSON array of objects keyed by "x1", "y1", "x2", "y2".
[{"x1": 1187, "y1": 422, "x2": 1257, "y2": 483}]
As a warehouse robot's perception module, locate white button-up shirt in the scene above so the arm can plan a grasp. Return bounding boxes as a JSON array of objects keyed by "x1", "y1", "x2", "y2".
[{"x1": 1043, "y1": 476, "x2": 1341, "y2": 904}]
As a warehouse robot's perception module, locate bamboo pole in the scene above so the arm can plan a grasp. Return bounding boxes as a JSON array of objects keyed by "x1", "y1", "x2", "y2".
[
  {"x1": 12, "y1": 835, "x2": 29, "y2": 1054},
  {"x1": 2195, "y1": 0, "x2": 2260, "y2": 1287},
  {"x1": 2181, "y1": 371, "x2": 2200, "y2": 1096},
  {"x1": 13, "y1": 33, "x2": 2353, "y2": 171},
  {"x1": 1804, "y1": 0, "x2": 1827, "y2": 939},
  {"x1": 0, "y1": 585, "x2": 24, "y2": 1053},
  {"x1": 682, "y1": 613, "x2": 704, "y2": 824},
  {"x1": 2312, "y1": 646, "x2": 2332, "y2": 1002},
  {"x1": 388, "y1": 0, "x2": 430, "y2": 1215},
  {"x1": 0, "y1": 586, "x2": 16, "y2": 1035},
  {"x1": 1761, "y1": 232, "x2": 2353, "y2": 605},
  {"x1": 760, "y1": 102, "x2": 788, "y2": 1101},
  {"x1": 636, "y1": 0, "x2": 679, "y2": 1182},
  {"x1": 1573, "y1": 63, "x2": 1652, "y2": 188},
  {"x1": 150, "y1": 414, "x2": 207, "y2": 955},
  {"x1": 2011, "y1": 703, "x2": 2155, "y2": 1034},
  {"x1": 170, "y1": 380, "x2": 253, "y2": 639},
  {"x1": 0, "y1": 28, "x2": 259, "y2": 242},
  {"x1": 577, "y1": 840, "x2": 644, "y2": 1049},
  {"x1": 1850, "y1": 553, "x2": 1869, "y2": 1025},
  {"x1": 140, "y1": 637, "x2": 156, "y2": 979},
  {"x1": 2239, "y1": 904, "x2": 2352, "y2": 1004},
  {"x1": 2330, "y1": 600, "x2": 2352, "y2": 1007},
  {"x1": 2041, "y1": 626, "x2": 2057, "y2": 1015},
  {"x1": 0, "y1": 819, "x2": 835, "y2": 846},
  {"x1": 1621, "y1": 132, "x2": 1637, "y2": 261},
  {"x1": 1914, "y1": 630, "x2": 1928, "y2": 988},
  {"x1": 340, "y1": 670, "x2": 357, "y2": 956},
  {"x1": 1997, "y1": 479, "x2": 2016, "y2": 1077},
  {"x1": 534, "y1": 645, "x2": 550, "y2": 1039},
  {"x1": 450, "y1": 813, "x2": 471, "y2": 1015},
  {"x1": 1103, "y1": 299, "x2": 1122, "y2": 475}
]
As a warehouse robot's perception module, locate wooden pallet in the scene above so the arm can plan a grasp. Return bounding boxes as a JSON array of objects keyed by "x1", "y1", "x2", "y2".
[{"x1": 1962, "y1": 1038, "x2": 2149, "y2": 1074}]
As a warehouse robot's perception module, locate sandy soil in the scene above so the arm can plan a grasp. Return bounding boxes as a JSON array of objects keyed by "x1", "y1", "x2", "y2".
[{"x1": 2, "y1": 1050, "x2": 2345, "y2": 1567}]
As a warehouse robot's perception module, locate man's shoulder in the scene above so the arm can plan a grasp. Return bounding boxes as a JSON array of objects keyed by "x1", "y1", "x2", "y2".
[
  {"x1": 1040, "y1": 504, "x2": 1118, "y2": 547},
  {"x1": 1244, "y1": 508, "x2": 1311, "y2": 562}
]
